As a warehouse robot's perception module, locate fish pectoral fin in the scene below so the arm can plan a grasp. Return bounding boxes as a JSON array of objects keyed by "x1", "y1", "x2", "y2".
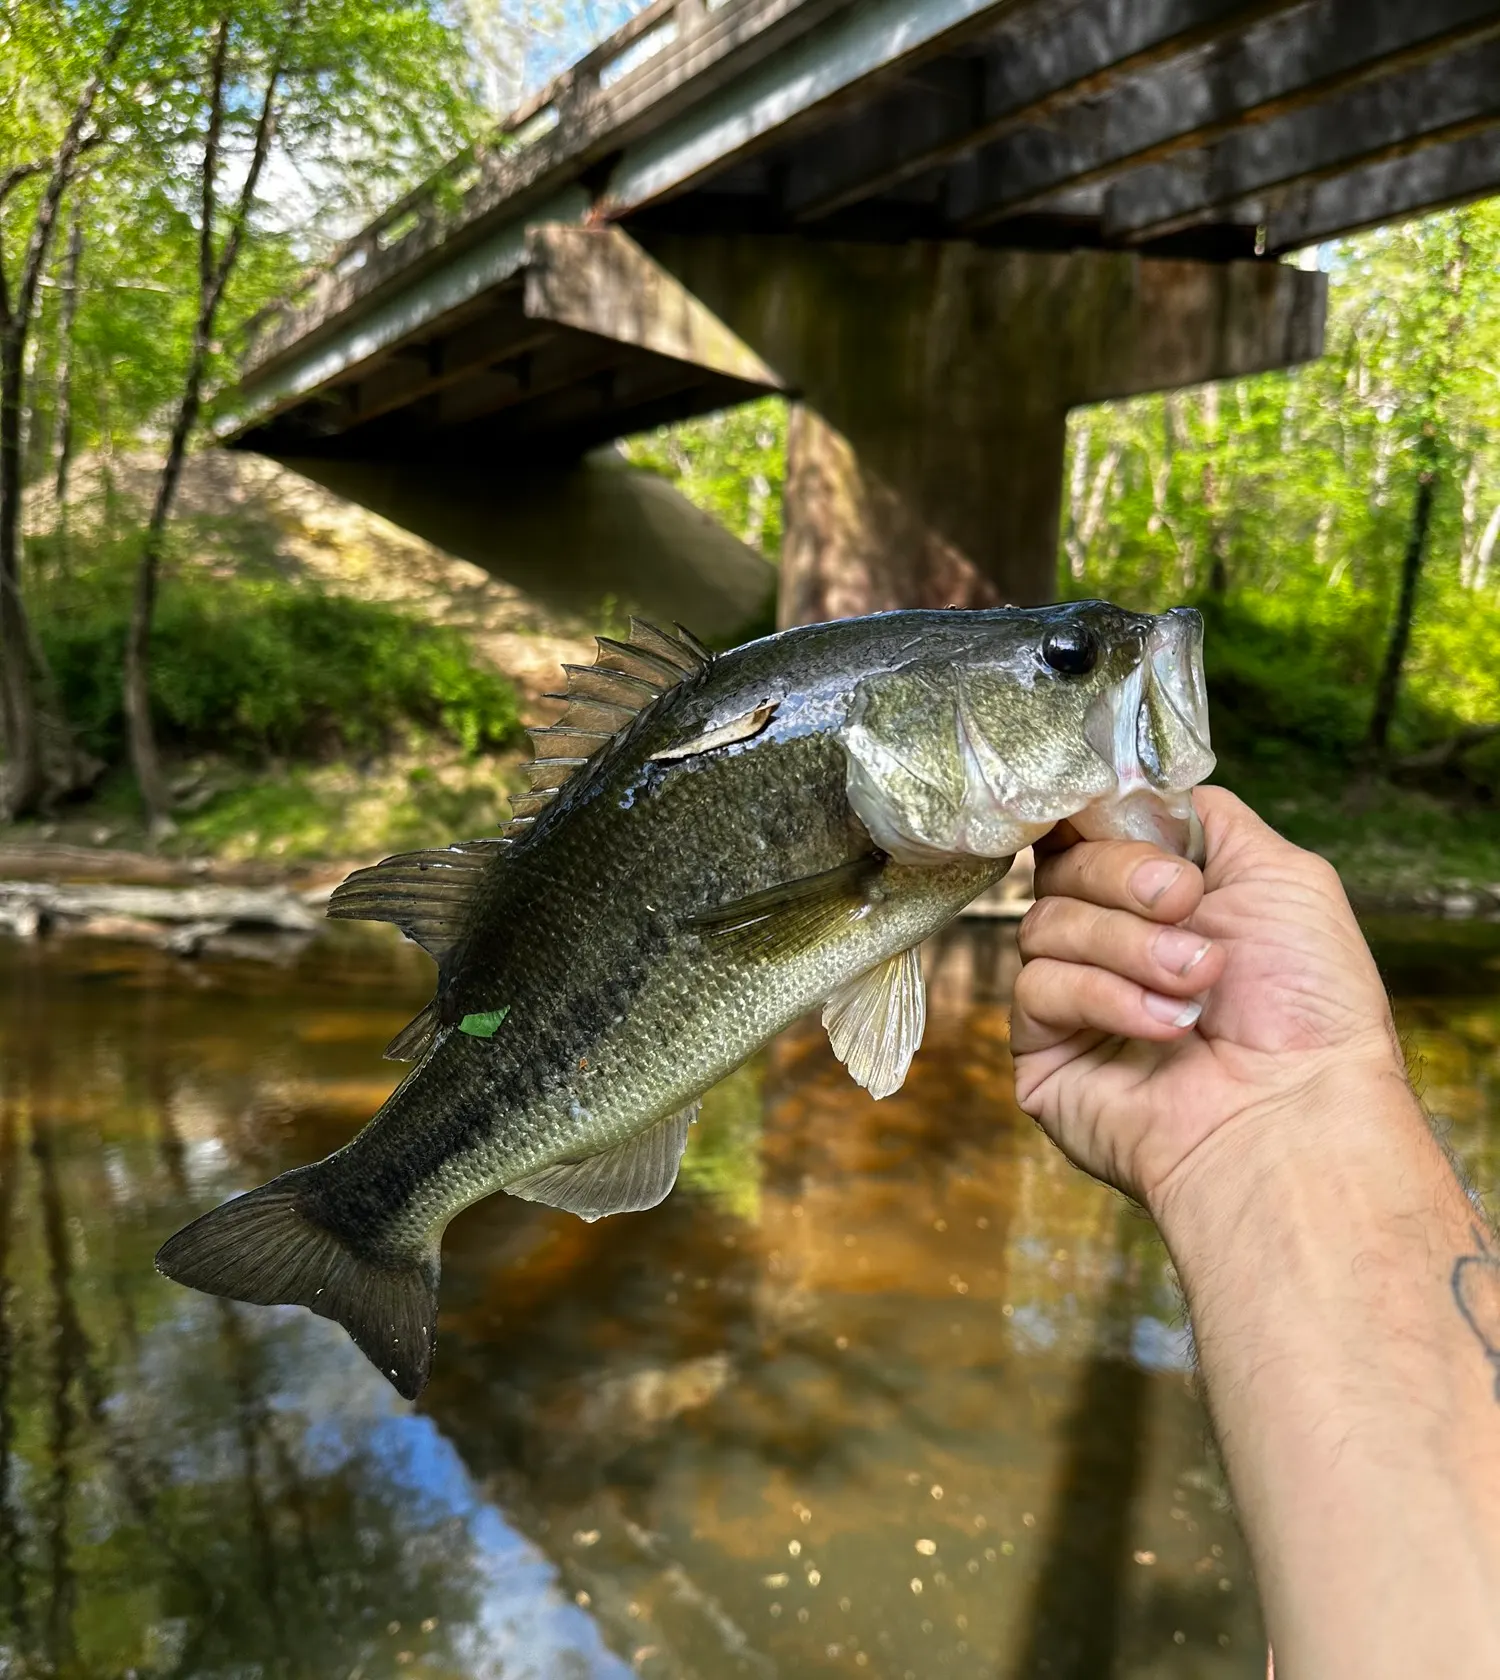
[
  {"x1": 505, "y1": 1101, "x2": 700, "y2": 1223},
  {"x1": 822, "y1": 945, "x2": 927, "y2": 1101},
  {"x1": 686, "y1": 856, "x2": 883, "y2": 960},
  {"x1": 327, "y1": 839, "x2": 504, "y2": 960}
]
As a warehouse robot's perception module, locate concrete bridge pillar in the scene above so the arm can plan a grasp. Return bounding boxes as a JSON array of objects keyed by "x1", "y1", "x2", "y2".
[{"x1": 639, "y1": 235, "x2": 1324, "y2": 624}]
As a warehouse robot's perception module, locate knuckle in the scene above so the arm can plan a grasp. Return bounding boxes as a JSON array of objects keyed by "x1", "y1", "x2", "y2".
[{"x1": 1017, "y1": 896, "x2": 1060, "y2": 955}]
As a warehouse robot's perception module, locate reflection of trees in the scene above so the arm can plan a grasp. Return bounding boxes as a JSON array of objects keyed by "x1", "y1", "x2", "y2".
[
  {"x1": 33, "y1": 1080, "x2": 82, "y2": 1671},
  {"x1": 0, "y1": 1101, "x2": 30, "y2": 1651},
  {"x1": 0, "y1": 959, "x2": 491, "y2": 1680}
]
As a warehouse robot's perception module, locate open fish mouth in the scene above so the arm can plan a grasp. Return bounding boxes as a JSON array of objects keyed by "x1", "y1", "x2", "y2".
[
  {"x1": 841, "y1": 605, "x2": 1216, "y2": 866},
  {"x1": 1071, "y1": 607, "x2": 1215, "y2": 861}
]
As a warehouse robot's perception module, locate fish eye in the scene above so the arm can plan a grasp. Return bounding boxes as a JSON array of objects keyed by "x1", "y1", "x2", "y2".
[{"x1": 1040, "y1": 624, "x2": 1099, "y2": 676}]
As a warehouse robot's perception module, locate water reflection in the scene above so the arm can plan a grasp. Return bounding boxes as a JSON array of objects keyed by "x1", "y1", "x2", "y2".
[{"x1": 0, "y1": 916, "x2": 1494, "y2": 1677}]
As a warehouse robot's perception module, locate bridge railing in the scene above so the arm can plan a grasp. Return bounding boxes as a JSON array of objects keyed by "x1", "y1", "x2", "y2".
[{"x1": 237, "y1": 0, "x2": 753, "y2": 378}]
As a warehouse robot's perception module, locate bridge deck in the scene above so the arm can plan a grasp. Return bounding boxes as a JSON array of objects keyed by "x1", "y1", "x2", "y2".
[{"x1": 226, "y1": 0, "x2": 1500, "y2": 458}]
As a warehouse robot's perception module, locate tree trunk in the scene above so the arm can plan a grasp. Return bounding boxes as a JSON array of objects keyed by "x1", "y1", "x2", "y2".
[
  {"x1": 124, "y1": 327, "x2": 209, "y2": 832},
  {"x1": 1367, "y1": 431, "x2": 1437, "y2": 759},
  {"x1": 52, "y1": 212, "x2": 84, "y2": 525},
  {"x1": 125, "y1": 16, "x2": 284, "y2": 832},
  {"x1": 0, "y1": 13, "x2": 134, "y2": 818},
  {"x1": 0, "y1": 329, "x2": 43, "y2": 816}
]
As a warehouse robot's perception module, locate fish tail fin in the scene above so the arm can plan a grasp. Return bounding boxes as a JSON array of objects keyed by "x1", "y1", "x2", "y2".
[{"x1": 154, "y1": 1168, "x2": 440, "y2": 1400}]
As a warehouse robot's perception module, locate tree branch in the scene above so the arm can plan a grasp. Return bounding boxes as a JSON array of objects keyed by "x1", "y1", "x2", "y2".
[
  {"x1": 0, "y1": 163, "x2": 49, "y2": 209},
  {"x1": 199, "y1": 15, "x2": 230, "y2": 304},
  {"x1": 209, "y1": 6, "x2": 298, "y2": 311},
  {"x1": 15, "y1": 10, "x2": 138, "y2": 339}
]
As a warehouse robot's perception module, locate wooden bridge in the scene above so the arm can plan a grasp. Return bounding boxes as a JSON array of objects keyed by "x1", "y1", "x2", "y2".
[{"x1": 222, "y1": 0, "x2": 1500, "y2": 632}]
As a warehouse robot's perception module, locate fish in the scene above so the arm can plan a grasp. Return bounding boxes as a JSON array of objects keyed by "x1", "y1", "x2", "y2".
[{"x1": 156, "y1": 603, "x2": 1215, "y2": 1398}]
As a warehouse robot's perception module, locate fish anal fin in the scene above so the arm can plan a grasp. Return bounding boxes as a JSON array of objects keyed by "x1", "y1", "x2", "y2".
[
  {"x1": 822, "y1": 946, "x2": 927, "y2": 1101},
  {"x1": 154, "y1": 1171, "x2": 440, "y2": 1400},
  {"x1": 505, "y1": 1102, "x2": 699, "y2": 1223},
  {"x1": 688, "y1": 856, "x2": 883, "y2": 962},
  {"x1": 327, "y1": 840, "x2": 502, "y2": 959}
]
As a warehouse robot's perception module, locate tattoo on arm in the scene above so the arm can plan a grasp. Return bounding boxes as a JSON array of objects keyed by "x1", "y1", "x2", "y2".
[{"x1": 1453, "y1": 1225, "x2": 1500, "y2": 1402}]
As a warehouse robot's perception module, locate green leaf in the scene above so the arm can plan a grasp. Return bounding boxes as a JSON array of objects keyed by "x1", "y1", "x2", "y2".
[{"x1": 457, "y1": 1007, "x2": 509, "y2": 1038}]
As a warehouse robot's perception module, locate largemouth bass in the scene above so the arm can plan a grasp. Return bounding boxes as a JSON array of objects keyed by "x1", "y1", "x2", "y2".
[{"x1": 157, "y1": 603, "x2": 1214, "y2": 1397}]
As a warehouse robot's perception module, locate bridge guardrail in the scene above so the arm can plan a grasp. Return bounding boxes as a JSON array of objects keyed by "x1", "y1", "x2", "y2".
[{"x1": 237, "y1": 0, "x2": 747, "y2": 377}]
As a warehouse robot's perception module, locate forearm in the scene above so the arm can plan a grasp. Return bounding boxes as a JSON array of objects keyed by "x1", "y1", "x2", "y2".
[{"x1": 1153, "y1": 1066, "x2": 1500, "y2": 1679}]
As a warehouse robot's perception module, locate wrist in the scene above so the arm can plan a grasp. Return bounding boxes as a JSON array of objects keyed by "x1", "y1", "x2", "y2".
[{"x1": 1145, "y1": 1051, "x2": 1426, "y2": 1256}]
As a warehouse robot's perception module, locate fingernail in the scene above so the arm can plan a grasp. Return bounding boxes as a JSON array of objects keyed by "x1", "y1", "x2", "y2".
[
  {"x1": 1154, "y1": 928, "x2": 1211, "y2": 976},
  {"x1": 1132, "y1": 859, "x2": 1182, "y2": 906},
  {"x1": 1144, "y1": 991, "x2": 1202, "y2": 1028}
]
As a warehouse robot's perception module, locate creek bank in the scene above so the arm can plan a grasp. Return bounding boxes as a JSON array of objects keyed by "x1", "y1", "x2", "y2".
[{"x1": 1, "y1": 842, "x2": 1495, "y2": 968}]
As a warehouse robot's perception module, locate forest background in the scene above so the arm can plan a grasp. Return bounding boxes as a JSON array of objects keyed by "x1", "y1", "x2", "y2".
[{"x1": 2, "y1": 0, "x2": 1499, "y2": 901}]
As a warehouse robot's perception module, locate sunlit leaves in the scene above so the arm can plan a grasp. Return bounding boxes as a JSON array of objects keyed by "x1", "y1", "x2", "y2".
[{"x1": 1062, "y1": 200, "x2": 1500, "y2": 747}]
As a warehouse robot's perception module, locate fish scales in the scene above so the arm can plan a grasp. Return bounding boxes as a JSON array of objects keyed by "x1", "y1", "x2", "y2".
[{"x1": 157, "y1": 605, "x2": 1216, "y2": 1397}]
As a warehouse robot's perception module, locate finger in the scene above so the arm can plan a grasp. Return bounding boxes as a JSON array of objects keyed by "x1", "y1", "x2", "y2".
[
  {"x1": 1010, "y1": 956, "x2": 1205, "y2": 1054},
  {"x1": 1032, "y1": 818, "x2": 1082, "y2": 861},
  {"x1": 1032, "y1": 838, "x2": 1205, "y2": 925},
  {"x1": 1018, "y1": 898, "x2": 1226, "y2": 997}
]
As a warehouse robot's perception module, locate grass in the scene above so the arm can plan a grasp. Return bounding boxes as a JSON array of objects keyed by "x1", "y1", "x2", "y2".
[
  {"x1": 1214, "y1": 739, "x2": 1500, "y2": 901},
  {"x1": 29, "y1": 534, "x2": 522, "y2": 767},
  {"x1": 6, "y1": 529, "x2": 1495, "y2": 902},
  {"x1": 1198, "y1": 594, "x2": 1500, "y2": 900}
]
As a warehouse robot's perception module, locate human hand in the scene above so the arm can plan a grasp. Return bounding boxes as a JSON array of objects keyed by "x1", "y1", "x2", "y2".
[{"x1": 1010, "y1": 786, "x2": 1407, "y2": 1214}]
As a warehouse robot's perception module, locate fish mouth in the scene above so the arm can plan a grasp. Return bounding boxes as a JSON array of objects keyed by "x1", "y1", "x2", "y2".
[{"x1": 1073, "y1": 608, "x2": 1216, "y2": 861}]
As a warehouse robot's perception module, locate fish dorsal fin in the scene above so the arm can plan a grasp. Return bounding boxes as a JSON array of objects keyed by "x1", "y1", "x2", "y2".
[
  {"x1": 822, "y1": 946, "x2": 927, "y2": 1100},
  {"x1": 507, "y1": 619, "x2": 711, "y2": 839},
  {"x1": 326, "y1": 840, "x2": 505, "y2": 959},
  {"x1": 504, "y1": 1101, "x2": 700, "y2": 1222}
]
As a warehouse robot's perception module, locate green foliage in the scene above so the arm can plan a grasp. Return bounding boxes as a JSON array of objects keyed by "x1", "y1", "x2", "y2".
[
  {"x1": 1061, "y1": 203, "x2": 1500, "y2": 758},
  {"x1": 621, "y1": 396, "x2": 788, "y2": 558},
  {"x1": 3, "y1": 0, "x2": 478, "y2": 477},
  {"x1": 29, "y1": 536, "x2": 521, "y2": 766}
]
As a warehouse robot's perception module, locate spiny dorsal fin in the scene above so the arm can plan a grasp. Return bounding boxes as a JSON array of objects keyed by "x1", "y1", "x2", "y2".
[
  {"x1": 326, "y1": 839, "x2": 505, "y2": 959},
  {"x1": 506, "y1": 619, "x2": 711, "y2": 839}
]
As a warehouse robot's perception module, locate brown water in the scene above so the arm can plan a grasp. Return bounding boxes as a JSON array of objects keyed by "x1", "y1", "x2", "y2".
[{"x1": 0, "y1": 916, "x2": 1496, "y2": 1680}]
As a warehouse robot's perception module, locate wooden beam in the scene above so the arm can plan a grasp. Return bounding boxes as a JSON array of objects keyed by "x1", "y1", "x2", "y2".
[
  {"x1": 333, "y1": 302, "x2": 556, "y2": 429},
  {"x1": 218, "y1": 185, "x2": 591, "y2": 440},
  {"x1": 782, "y1": 0, "x2": 1301, "y2": 222},
  {"x1": 522, "y1": 224, "x2": 786, "y2": 387},
  {"x1": 1263, "y1": 127, "x2": 1500, "y2": 251},
  {"x1": 947, "y1": 0, "x2": 1500, "y2": 226},
  {"x1": 602, "y1": 0, "x2": 1012, "y2": 209},
  {"x1": 1104, "y1": 38, "x2": 1500, "y2": 242}
]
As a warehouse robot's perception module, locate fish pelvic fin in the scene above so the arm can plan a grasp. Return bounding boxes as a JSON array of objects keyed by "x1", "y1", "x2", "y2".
[
  {"x1": 154, "y1": 1171, "x2": 440, "y2": 1401},
  {"x1": 505, "y1": 1101, "x2": 699, "y2": 1222},
  {"x1": 823, "y1": 945, "x2": 927, "y2": 1100}
]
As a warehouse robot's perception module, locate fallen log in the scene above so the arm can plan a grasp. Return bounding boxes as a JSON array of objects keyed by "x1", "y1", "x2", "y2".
[{"x1": 0, "y1": 879, "x2": 320, "y2": 949}]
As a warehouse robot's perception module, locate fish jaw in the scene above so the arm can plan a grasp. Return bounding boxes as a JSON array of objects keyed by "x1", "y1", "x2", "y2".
[
  {"x1": 1073, "y1": 607, "x2": 1214, "y2": 861},
  {"x1": 839, "y1": 604, "x2": 1215, "y2": 867}
]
